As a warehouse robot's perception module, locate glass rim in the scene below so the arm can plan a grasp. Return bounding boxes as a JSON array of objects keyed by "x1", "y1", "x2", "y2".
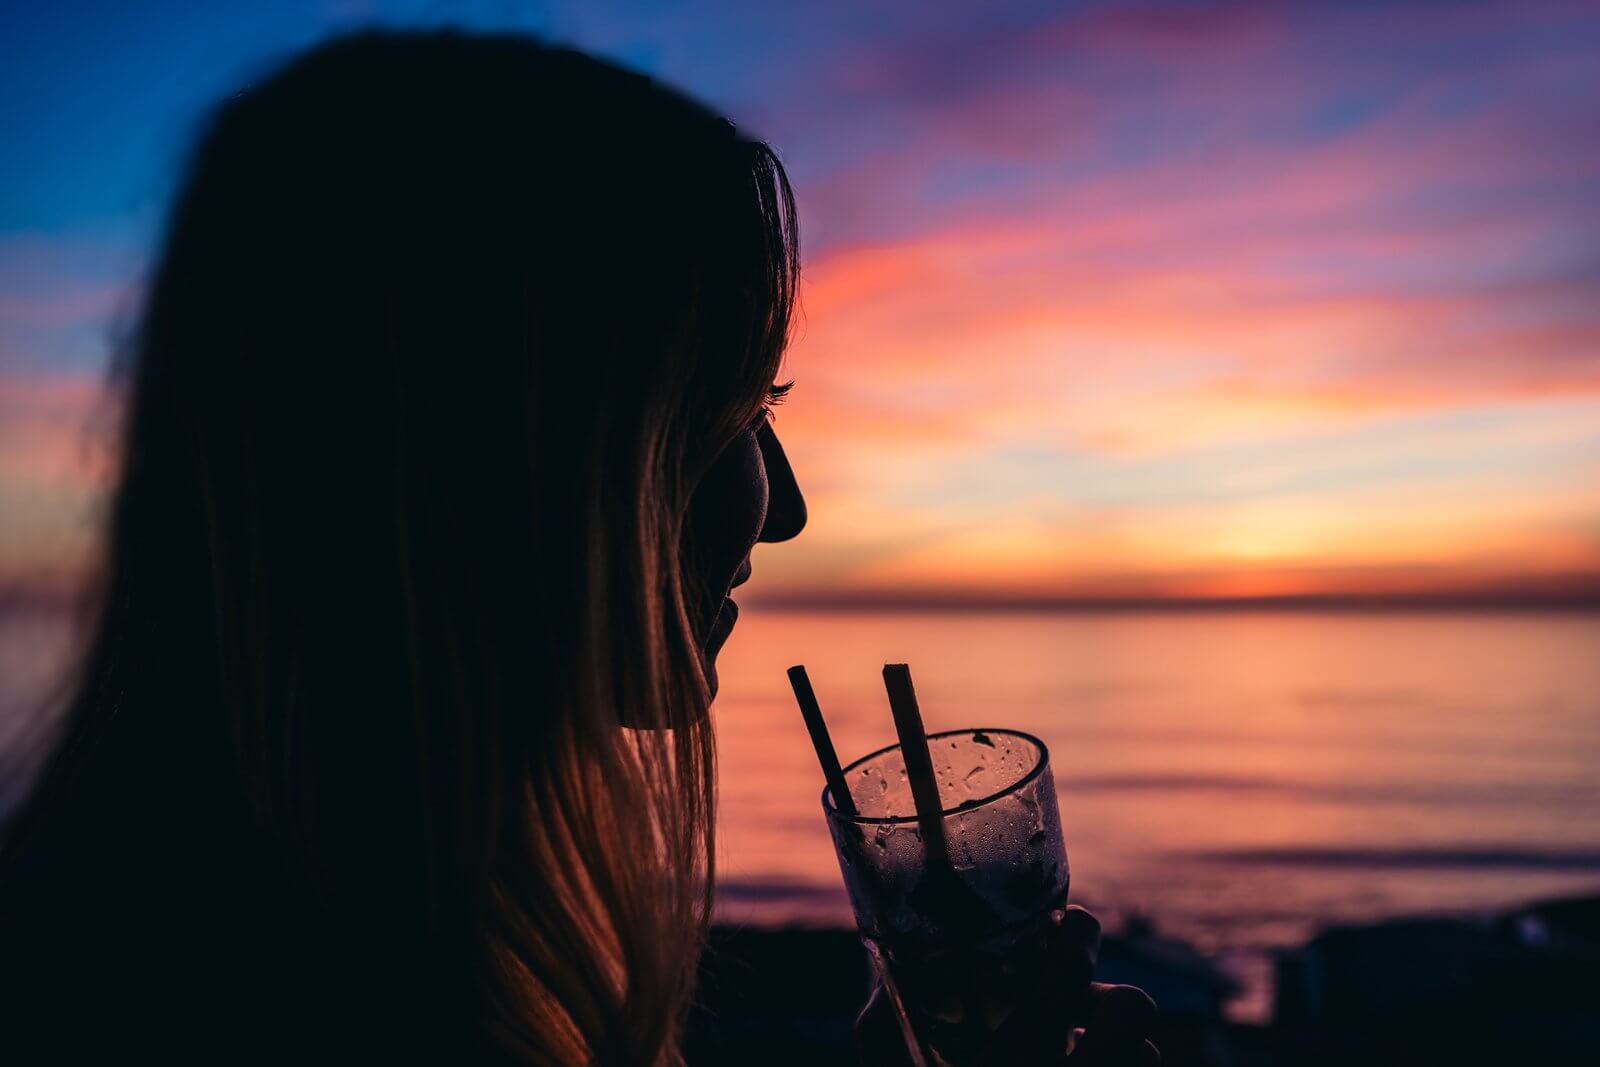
[{"x1": 821, "y1": 727, "x2": 1050, "y2": 826}]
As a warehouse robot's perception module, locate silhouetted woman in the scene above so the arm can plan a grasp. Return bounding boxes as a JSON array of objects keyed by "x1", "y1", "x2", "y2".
[{"x1": 0, "y1": 29, "x2": 1153, "y2": 1066}]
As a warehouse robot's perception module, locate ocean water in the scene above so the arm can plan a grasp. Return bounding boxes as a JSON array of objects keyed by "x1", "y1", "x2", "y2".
[
  {"x1": 6, "y1": 607, "x2": 1600, "y2": 1017},
  {"x1": 710, "y1": 608, "x2": 1600, "y2": 1015}
]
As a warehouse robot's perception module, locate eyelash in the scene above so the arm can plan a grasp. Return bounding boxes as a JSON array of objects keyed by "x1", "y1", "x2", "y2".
[
  {"x1": 763, "y1": 380, "x2": 794, "y2": 411},
  {"x1": 758, "y1": 380, "x2": 794, "y2": 422}
]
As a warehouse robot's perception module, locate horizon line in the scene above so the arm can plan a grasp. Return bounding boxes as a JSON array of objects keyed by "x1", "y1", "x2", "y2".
[
  {"x1": 743, "y1": 589, "x2": 1600, "y2": 613},
  {"x1": 5, "y1": 582, "x2": 1600, "y2": 616}
]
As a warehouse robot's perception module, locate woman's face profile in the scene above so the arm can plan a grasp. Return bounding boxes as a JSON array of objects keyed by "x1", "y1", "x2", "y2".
[{"x1": 688, "y1": 411, "x2": 806, "y2": 695}]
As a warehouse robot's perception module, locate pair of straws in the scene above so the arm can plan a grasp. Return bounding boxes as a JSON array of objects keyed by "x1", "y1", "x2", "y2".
[{"x1": 787, "y1": 663, "x2": 951, "y2": 871}]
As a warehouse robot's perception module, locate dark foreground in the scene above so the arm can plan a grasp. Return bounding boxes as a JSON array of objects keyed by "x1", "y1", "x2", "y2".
[{"x1": 686, "y1": 894, "x2": 1600, "y2": 1066}]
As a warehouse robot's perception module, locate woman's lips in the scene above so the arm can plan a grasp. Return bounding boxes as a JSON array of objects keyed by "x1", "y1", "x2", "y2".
[
  {"x1": 714, "y1": 596, "x2": 738, "y2": 635},
  {"x1": 702, "y1": 599, "x2": 739, "y2": 701},
  {"x1": 705, "y1": 559, "x2": 751, "y2": 674}
]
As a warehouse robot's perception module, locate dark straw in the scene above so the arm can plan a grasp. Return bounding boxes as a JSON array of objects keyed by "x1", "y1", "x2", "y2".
[
  {"x1": 882, "y1": 663, "x2": 950, "y2": 868},
  {"x1": 787, "y1": 665, "x2": 858, "y2": 818}
]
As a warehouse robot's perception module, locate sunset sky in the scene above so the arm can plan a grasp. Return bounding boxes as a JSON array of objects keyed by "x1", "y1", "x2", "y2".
[{"x1": 2, "y1": 0, "x2": 1597, "y2": 603}]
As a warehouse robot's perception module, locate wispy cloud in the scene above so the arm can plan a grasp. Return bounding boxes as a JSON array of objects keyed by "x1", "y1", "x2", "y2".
[{"x1": 2, "y1": 0, "x2": 1598, "y2": 600}]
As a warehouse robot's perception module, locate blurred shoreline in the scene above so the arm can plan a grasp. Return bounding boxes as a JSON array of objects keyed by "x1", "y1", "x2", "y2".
[{"x1": 691, "y1": 890, "x2": 1600, "y2": 1066}]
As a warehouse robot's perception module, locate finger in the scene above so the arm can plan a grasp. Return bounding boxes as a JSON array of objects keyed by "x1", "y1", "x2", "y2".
[
  {"x1": 1051, "y1": 905, "x2": 1102, "y2": 991},
  {"x1": 1089, "y1": 982, "x2": 1157, "y2": 1038},
  {"x1": 1056, "y1": 905, "x2": 1102, "y2": 958},
  {"x1": 1074, "y1": 983, "x2": 1158, "y2": 1061}
]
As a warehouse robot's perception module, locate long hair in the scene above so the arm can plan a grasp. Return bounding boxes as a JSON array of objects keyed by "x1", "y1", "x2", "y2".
[{"x1": 0, "y1": 29, "x2": 798, "y2": 1065}]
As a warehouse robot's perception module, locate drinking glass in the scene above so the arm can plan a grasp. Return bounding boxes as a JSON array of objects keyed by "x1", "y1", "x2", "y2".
[{"x1": 823, "y1": 728, "x2": 1070, "y2": 1066}]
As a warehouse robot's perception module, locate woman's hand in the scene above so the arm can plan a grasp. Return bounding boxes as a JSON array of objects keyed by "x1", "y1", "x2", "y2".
[{"x1": 854, "y1": 906, "x2": 1159, "y2": 1065}]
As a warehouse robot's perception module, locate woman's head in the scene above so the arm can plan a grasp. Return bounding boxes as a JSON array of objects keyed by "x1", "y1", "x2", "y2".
[{"x1": 6, "y1": 28, "x2": 802, "y2": 1064}]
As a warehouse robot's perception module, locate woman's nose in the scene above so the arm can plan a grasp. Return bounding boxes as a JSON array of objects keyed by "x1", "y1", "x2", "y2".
[{"x1": 756, "y1": 422, "x2": 806, "y2": 543}]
